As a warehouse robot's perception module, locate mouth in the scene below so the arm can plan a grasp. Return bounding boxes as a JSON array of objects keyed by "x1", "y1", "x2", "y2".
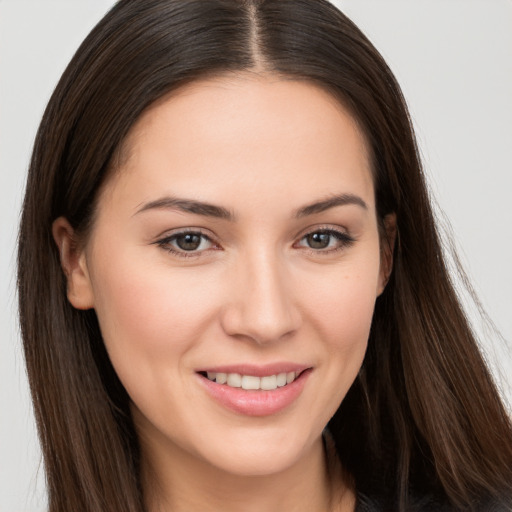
[
  {"x1": 196, "y1": 366, "x2": 312, "y2": 416},
  {"x1": 198, "y1": 370, "x2": 302, "y2": 391}
]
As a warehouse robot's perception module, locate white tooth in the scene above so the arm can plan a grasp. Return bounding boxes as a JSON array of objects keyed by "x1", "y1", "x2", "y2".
[
  {"x1": 286, "y1": 371, "x2": 296, "y2": 384},
  {"x1": 241, "y1": 375, "x2": 260, "y2": 390},
  {"x1": 216, "y1": 372, "x2": 227, "y2": 384},
  {"x1": 227, "y1": 373, "x2": 242, "y2": 387},
  {"x1": 260, "y1": 375, "x2": 277, "y2": 390},
  {"x1": 276, "y1": 373, "x2": 287, "y2": 387},
  {"x1": 207, "y1": 372, "x2": 216, "y2": 381}
]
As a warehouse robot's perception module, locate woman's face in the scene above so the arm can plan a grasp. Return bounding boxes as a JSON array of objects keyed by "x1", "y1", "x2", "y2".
[{"x1": 57, "y1": 74, "x2": 391, "y2": 478}]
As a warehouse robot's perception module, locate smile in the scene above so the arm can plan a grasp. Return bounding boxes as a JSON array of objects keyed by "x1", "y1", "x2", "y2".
[
  {"x1": 205, "y1": 371, "x2": 300, "y2": 391},
  {"x1": 197, "y1": 367, "x2": 312, "y2": 416}
]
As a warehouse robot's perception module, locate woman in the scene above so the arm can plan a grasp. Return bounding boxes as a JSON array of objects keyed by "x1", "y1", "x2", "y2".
[{"x1": 17, "y1": 0, "x2": 512, "y2": 511}]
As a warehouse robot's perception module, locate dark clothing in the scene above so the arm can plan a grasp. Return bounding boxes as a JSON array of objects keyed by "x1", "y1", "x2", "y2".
[{"x1": 355, "y1": 492, "x2": 512, "y2": 512}]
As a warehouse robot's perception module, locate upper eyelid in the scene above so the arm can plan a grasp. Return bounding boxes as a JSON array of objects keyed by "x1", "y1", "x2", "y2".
[
  {"x1": 155, "y1": 227, "x2": 216, "y2": 242},
  {"x1": 294, "y1": 224, "x2": 351, "y2": 240},
  {"x1": 299, "y1": 228, "x2": 350, "y2": 239}
]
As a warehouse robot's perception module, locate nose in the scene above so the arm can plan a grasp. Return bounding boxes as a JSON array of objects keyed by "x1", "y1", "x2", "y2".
[{"x1": 220, "y1": 249, "x2": 301, "y2": 345}]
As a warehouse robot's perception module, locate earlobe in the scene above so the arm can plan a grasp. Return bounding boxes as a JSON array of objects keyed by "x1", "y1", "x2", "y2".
[
  {"x1": 52, "y1": 217, "x2": 95, "y2": 310},
  {"x1": 377, "y1": 213, "x2": 397, "y2": 296}
]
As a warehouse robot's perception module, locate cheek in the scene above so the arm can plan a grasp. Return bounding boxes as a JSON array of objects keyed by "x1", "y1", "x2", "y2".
[
  {"x1": 87, "y1": 248, "x2": 222, "y2": 387},
  {"x1": 301, "y1": 254, "x2": 380, "y2": 348},
  {"x1": 318, "y1": 278, "x2": 375, "y2": 375},
  {"x1": 296, "y1": 253, "x2": 380, "y2": 410}
]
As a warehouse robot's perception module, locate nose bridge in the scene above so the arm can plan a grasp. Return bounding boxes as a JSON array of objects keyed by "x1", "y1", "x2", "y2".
[{"x1": 221, "y1": 245, "x2": 300, "y2": 344}]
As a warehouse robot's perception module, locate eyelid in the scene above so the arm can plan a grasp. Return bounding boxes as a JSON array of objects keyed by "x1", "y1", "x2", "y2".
[
  {"x1": 293, "y1": 224, "x2": 351, "y2": 241},
  {"x1": 293, "y1": 225, "x2": 355, "y2": 254},
  {"x1": 153, "y1": 225, "x2": 216, "y2": 240},
  {"x1": 154, "y1": 228, "x2": 220, "y2": 258}
]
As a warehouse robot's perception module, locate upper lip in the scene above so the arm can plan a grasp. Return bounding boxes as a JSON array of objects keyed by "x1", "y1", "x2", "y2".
[{"x1": 196, "y1": 363, "x2": 311, "y2": 377}]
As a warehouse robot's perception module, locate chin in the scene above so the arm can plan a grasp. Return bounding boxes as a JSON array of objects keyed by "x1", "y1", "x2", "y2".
[{"x1": 192, "y1": 423, "x2": 321, "y2": 478}]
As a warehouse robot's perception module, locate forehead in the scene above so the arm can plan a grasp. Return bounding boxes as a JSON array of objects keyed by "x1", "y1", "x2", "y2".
[{"x1": 104, "y1": 73, "x2": 374, "y2": 214}]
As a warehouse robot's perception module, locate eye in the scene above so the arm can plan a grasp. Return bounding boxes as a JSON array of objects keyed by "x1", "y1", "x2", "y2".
[
  {"x1": 296, "y1": 229, "x2": 354, "y2": 252},
  {"x1": 156, "y1": 230, "x2": 216, "y2": 256},
  {"x1": 173, "y1": 233, "x2": 207, "y2": 251}
]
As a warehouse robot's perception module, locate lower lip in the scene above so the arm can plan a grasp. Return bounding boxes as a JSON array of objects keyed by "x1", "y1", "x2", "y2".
[{"x1": 197, "y1": 370, "x2": 311, "y2": 417}]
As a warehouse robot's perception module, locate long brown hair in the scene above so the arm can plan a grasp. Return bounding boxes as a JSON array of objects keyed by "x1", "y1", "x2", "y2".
[{"x1": 17, "y1": 1, "x2": 512, "y2": 510}]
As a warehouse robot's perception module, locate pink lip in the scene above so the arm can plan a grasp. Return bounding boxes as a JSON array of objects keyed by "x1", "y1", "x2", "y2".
[{"x1": 196, "y1": 367, "x2": 312, "y2": 417}]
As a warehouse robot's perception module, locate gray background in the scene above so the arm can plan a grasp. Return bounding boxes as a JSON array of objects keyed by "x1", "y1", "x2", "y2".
[{"x1": 1, "y1": 1, "x2": 511, "y2": 510}]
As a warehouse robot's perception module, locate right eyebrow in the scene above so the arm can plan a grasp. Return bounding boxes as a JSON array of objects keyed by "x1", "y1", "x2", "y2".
[{"x1": 133, "y1": 196, "x2": 235, "y2": 221}]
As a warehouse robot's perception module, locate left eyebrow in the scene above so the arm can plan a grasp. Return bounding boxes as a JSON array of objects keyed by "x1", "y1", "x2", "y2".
[{"x1": 294, "y1": 194, "x2": 368, "y2": 218}]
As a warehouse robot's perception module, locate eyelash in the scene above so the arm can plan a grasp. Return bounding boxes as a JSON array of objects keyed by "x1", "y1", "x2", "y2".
[
  {"x1": 156, "y1": 229, "x2": 218, "y2": 259},
  {"x1": 155, "y1": 227, "x2": 355, "y2": 259},
  {"x1": 295, "y1": 228, "x2": 355, "y2": 255}
]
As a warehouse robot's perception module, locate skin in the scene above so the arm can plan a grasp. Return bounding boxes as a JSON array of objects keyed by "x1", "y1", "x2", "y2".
[{"x1": 53, "y1": 73, "x2": 394, "y2": 512}]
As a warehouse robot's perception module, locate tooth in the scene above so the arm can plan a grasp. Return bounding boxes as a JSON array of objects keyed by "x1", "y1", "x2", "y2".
[
  {"x1": 216, "y1": 372, "x2": 227, "y2": 384},
  {"x1": 207, "y1": 372, "x2": 216, "y2": 381},
  {"x1": 286, "y1": 371, "x2": 296, "y2": 384},
  {"x1": 227, "y1": 373, "x2": 242, "y2": 387},
  {"x1": 260, "y1": 375, "x2": 277, "y2": 390},
  {"x1": 276, "y1": 373, "x2": 287, "y2": 387},
  {"x1": 241, "y1": 375, "x2": 260, "y2": 390}
]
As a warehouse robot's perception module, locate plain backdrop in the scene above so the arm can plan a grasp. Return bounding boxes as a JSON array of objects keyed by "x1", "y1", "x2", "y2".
[{"x1": 1, "y1": 1, "x2": 511, "y2": 510}]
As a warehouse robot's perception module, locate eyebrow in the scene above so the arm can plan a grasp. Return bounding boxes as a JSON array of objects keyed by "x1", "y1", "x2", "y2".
[
  {"x1": 134, "y1": 193, "x2": 367, "y2": 220},
  {"x1": 294, "y1": 193, "x2": 368, "y2": 217},
  {"x1": 134, "y1": 197, "x2": 234, "y2": 220}
]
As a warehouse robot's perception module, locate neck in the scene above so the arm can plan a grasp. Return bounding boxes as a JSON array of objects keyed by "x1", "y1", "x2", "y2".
[{"x1": 140, "y1": 432, "x2": 354, "y2": 512}]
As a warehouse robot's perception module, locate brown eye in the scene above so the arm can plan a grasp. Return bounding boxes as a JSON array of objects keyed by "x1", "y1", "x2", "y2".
[
  {"x1": 297, "y1": 229, "x2": 355, "y2": 253},
  {"x1": 157, "y1": 231, "x2": 215, "y2": 256},
  {"x1": 175, "y1": 233, "x2": 203, "y2": 251},
  {"x1": 306, "y1": 232, "x2": 331, "y2": 249}
]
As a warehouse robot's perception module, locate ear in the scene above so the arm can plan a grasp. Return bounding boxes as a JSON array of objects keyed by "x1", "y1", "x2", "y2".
[
  {"x1": 52, "y1": 217, "x2": 95, "y2": 310},
  {"x1": 377, "y1": 213, "x2": 397, "y2": 296}
]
